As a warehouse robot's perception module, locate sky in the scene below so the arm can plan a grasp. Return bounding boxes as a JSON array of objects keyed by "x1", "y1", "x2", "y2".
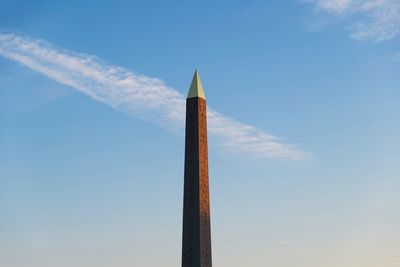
[{"x1": 0, "y1": 0, "x2": 399, "y2": 266}]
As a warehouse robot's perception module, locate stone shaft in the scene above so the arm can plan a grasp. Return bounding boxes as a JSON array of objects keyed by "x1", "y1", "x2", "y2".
[{"x1": 182, "y1": 96, "x2": 212, "y2": 267}]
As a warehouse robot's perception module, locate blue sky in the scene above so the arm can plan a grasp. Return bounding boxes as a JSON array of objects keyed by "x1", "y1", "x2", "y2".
[{"x1": 0, "y1": 1, "x2": 399, "y2": 266}]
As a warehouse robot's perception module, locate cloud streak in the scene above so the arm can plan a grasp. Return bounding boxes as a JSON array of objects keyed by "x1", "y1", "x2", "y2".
[
  {"x1": 307, "y1": 0, "x2": 400, "y2": 42},
  {"x1": 394, "y1": 53, "x2": 400, "y2": 62},
  {"x1": 0, "y1": 32, "x2": 308, "y2": 160}
]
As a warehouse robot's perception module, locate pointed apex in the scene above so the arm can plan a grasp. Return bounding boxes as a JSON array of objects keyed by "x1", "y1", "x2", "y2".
[{"x1": 187, "y1": 70, "x2": 206, "y2": 99}]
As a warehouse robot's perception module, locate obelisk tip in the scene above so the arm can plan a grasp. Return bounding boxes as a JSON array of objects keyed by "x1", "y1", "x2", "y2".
[{"x1": 187, "y1": 70, "x2": 206, "y2": 99}]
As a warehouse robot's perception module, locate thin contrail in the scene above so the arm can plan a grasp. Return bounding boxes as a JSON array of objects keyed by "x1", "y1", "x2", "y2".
[{"x1": 0, "y1": 32, "x2": 308, "y2": 160}]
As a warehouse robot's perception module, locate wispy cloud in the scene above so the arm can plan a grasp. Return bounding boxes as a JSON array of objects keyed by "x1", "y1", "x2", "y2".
[
  {"x1": 394, "y1": 53, "x2": 400, "y2": 62},
  {"x1": 313, "y1": 0, "x2": 352, "y2": 13},
  {"x1": 0, "y1": 32, "x2": 308, "y2": 160},
  {"x1": 307, "y1": 0, "x2": 400, "y2": 42}
]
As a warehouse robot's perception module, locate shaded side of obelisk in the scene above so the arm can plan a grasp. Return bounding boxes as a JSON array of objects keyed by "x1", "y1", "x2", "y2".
[{"x1": 182, "y1": 70, "x2": 212, "y2": 267}]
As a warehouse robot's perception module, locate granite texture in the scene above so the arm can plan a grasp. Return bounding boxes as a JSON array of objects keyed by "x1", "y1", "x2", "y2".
[{"x1": 182, "y1": 97, "x2": 212, "y2": 267}]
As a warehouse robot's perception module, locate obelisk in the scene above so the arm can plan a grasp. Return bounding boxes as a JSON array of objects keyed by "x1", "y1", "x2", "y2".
[{"x1": 182, "y1": 70, "x2": 212, "y2": 267}]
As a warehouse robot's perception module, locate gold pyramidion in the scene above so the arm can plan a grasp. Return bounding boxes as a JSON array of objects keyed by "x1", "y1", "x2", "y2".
[{"x1": 187, "y1": 70, "x2": 206, "y2": 99}]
